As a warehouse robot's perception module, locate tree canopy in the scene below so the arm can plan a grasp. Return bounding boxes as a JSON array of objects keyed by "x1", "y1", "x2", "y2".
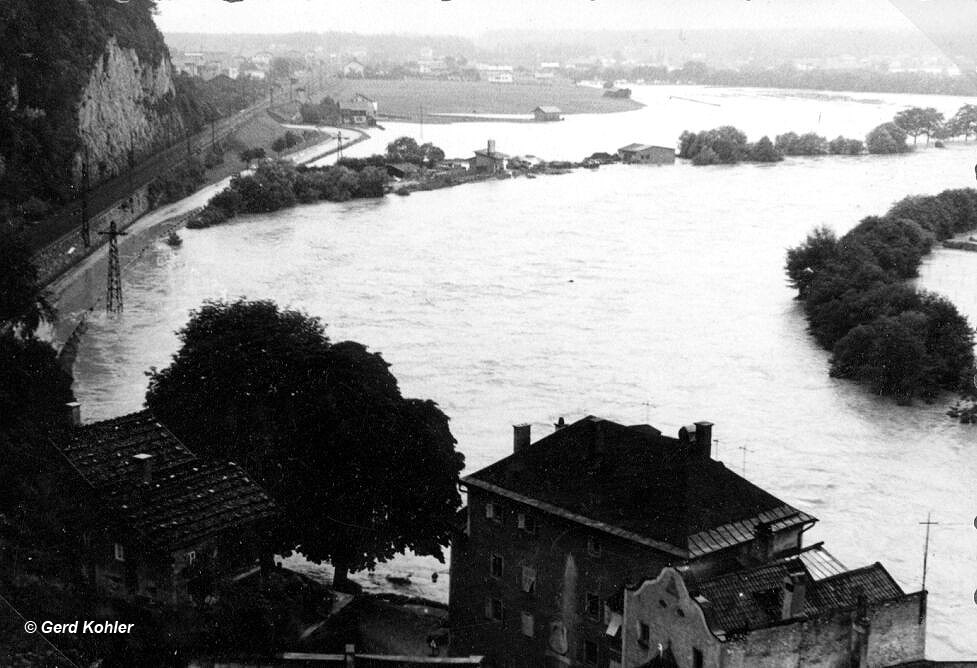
[
  {"x1": 785, "y1": 188, "x2": 977, "y2": 404},
  {"x1": 145, "y1": 299, "x2": 466, "y2": 587}
]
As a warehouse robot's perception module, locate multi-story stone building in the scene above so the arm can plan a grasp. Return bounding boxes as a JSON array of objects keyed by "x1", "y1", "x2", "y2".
[{"x1": 449, "y1": 415, "x2": 818, "y2": 667}]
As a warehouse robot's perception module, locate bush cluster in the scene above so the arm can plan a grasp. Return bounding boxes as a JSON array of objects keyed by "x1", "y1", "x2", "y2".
[
  {"x1": 147, "y1": 157, "x2": 206, "y2": 209},
  {"x1": 786, "y1": 189, "x2": 977, "y2": 402},
  {"x1": 679, "y1": 127, "x2": 866, "y2": 165},
  {"x1": 187, "y1": 159, "x2": 388, "y2": 229}
]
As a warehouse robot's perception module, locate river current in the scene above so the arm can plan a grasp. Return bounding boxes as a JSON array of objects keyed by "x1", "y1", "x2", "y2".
[{"x1": 59, "y1": 85, "x2": 977, "y2": 657}]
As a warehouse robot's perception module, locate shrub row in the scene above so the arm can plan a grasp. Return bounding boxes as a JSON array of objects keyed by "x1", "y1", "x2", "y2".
[
  {"x1": 679, "y1": 122, "x2": 906, "y2": 165},
  {"x1": 186, "y1": 160, "x2": 388, "y2": 229},
  {"x1": 786, "y1": 189, "x2": 977, "y2": 403}
]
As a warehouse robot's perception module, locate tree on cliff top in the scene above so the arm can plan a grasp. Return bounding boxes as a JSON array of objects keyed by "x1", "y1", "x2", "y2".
[{"x1": 145, "y1": 299, "x2": 465, "y2": 589}]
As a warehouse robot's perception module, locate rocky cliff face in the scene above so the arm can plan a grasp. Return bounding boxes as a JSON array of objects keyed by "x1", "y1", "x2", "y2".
[{"x1": 73, "y1": 36, "x2": 185, "y2": 185}]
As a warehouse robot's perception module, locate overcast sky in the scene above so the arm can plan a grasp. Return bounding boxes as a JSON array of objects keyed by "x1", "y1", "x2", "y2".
[{"x1": 154, "y1": 0, "x2": 916, "y2": 35}]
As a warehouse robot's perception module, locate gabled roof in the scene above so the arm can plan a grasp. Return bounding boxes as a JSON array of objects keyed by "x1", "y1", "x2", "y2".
[
  {"x1": 53, "y1": 410, "x2": 277, "y2": 552},
  {"x1": 463, "y1": 416, "x2": 814, "y2": 559},
  {"x1": 688, "y1": 560, "x2": 905, "y2": 634},
  {"x1": 472, "y1": 149, "x2": 509, "y2": 160},
  {"x1": 533, "y1": 106, "x2": 561, "y2": 114},
  {"x1": 340, "y1": 101, "x2": 373, "y2": 113},
  {"x1": 619, "y1": 143, "x2": 673, "y2": 153}
]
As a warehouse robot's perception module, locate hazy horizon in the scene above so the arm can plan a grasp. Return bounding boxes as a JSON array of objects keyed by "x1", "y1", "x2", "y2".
[{"x1": 154, "y1": 0, "x2": 916, "y2": 36}]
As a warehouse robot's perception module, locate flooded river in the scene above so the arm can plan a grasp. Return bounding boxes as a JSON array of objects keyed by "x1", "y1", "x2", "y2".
[{"x1": 56, "y1": 85, "x2": 977, "y2": 657}]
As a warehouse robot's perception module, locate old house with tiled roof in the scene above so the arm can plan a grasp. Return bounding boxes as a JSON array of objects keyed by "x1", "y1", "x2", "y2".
[
  {"x1": 623, "y1": 556, "x2": 925, "y2": 667},
  {"x1": 448, "y1": 416, "x2": 819, "y2": 668},
  {"x1": 50, "y1": 405, "x2": 278, "y2": 605}
]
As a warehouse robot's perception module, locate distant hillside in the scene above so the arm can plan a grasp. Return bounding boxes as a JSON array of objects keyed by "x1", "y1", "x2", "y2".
[{"x1": 0, "y1": 0, "x2": 187, "y2": 219}]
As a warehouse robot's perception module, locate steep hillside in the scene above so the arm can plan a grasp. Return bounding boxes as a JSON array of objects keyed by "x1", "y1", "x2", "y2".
[{"x1": 0, "y1": 0, "x2": 186, "y2": 216}]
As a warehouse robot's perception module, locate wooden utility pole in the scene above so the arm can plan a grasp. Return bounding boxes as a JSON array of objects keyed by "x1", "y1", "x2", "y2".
[
  {"x1": 920, "y1": 512, "x2": 940, "y2": 591},
  {"x1": 80, "y1": 148, "x2": 91, "y2": 248},
  {"x1": 99, "y1": 220, "x2": 128, "y2": 313}
]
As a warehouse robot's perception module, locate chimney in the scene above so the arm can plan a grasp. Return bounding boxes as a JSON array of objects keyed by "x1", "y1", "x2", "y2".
[
  {"x1": 132, "y1": 453, "x2": 154, "y2": 484},
  {"x1": 487, "y1": 139, "x2": 496, "y2": 154},
  {"x1": 694, "y1": 421, "x2": 713, "y2": 459},
  {"x1": 554, "y1": 416, "x2": 567, "y2": 431},
  {"x1": 753, "y1": 521, "x2": 774, "y2": 562},
  {"x1": 781, "y1": 569, "x2": 808, "y2": 620},
  {"x1": 65, "y1": 402, "x2": 81, "y2": 427},
  {"x1": 513, "y1": 424, "x2": 531, "y2": 453}
]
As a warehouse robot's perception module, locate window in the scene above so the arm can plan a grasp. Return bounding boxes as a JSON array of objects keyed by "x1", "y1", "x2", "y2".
[
  {"x1": 491, "y1": 554, "x2": 504, "y2": 578},
  {"x1": 693, "y1": 648, "x2": 704, "y2": 668},
  {"x1": 676, "y1": 607, "x2": 686, "y2": 618},
  {"x1": 583, "y1": 639, "x2": 598, "y2": 666},
  {"x1": 485, "y1": 597, "x2": 504, "y2": 621},
  {"x1": 486, "y1": 501, "x2": 504, "y2": 522},
  {"x1": 587, "y1": 536, "x2": 602, "y2": 557},
  {"x1": 113, "y1": 543, "x2": 125, "y2": 562},
  {"x1": 521, "y1": 611, "x2": 534, "y2": 637},
  {"x1": 517, "y1": 512, "x2": 536, "y2": 534},
  {"x1": 187, "y1": 550, "x2": 197, "y2": 567},
  {"x1": 521, "y1": 565, "x2": 536, "y2": 593},
  {"x1": 638, "y1": 622, "x2": 650, "y2": 648},
  {"x1": 586, "y1": 592, "x2": 601, "y2": 619}
]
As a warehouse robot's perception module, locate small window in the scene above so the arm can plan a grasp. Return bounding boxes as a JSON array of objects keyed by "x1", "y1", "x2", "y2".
[
  {"x1": 584, "y1": 639, "x2": 598, "y2": 665},
  {"x1": 520, "y1": 611, "x2": 534, "y2": 637},
  {"x1": 693, "y1": 648, "x2": 704, "y2": 668},
  {"x1": 676, "y1": 607, "x2": 686, "y2": 618},
  {"x1": 113, "y1": 543, "x2": 125, "y2": 562},
  {"x1": 517, "y1": 512, "x2": 536, "y2": 534},
  {"x1": 486, "y1": 502, "x2": 503, "y2": 522},
  {"x1": 485, "y1": 597, "x2": 504, "y2": 621},
  {"x1": 586, "y1": 592, "x2": 601, "y2": 619},
  {"x1": 587, "y1": 536, "x2": 602, "y2": 557},
  {"x1": 638, "y1": 622, "x2": 650, "y2": 647},
  {"x1": 521, "y1": 566, "x2": 537, "y2": 593},
  {"x1": 187, "y1": 550, "x2": 196, "y2": 567},
  {"x1": 491, "y1": 554, "x2": 504, "y2": 578},
  {"x1": 658, "y1": 599, "x2": 668, "y2": 608}
]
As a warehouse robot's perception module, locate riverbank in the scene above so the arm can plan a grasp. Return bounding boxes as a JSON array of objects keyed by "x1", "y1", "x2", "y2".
[{"x1": 42, "y1": 128, "x2": 356, "y2": 353}]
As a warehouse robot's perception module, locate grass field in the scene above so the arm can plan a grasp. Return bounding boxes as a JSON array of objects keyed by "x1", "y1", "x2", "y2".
[{"x1": 308, "y1": 78, "x2": 643, "y2": 119}]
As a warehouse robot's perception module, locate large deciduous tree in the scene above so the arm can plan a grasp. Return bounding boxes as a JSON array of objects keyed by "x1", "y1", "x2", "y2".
[{"x1": 145, "y1": 299, "x2": 465, "y2": 589}]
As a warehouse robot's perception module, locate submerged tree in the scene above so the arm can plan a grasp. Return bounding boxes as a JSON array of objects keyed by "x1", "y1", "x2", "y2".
[{"x1": 145, "y1": 299, "x2": 465, "y2": 589}]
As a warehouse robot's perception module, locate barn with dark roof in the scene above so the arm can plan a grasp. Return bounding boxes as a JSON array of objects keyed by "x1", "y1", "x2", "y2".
[{"x1": 50, "y1": 407, "x2": 278, "y2": 605}]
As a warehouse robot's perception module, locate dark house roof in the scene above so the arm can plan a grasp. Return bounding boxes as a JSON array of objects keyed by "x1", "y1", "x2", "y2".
[
  {"x1": 463, "y1": 416, "x2": 814, "y2": 559},
  {"x1": 618, "y1": 143, "x2": 673, "y2": 153},
  {"x1": 688, "y1": 559, "x2": 905, "y2": 635},
  {"x1": 533, "y1": 106, "x2": 561, "y2": 114},
  {"x1": 53, "y1": 411, "x2": 277, "y2": 553}
]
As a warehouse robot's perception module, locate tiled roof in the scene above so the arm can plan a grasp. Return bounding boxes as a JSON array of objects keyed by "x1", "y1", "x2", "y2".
[
  {"x1": 53, "y1": 410, "x2": 277, "y2": 552},
  {"x1": 534, "y1": 106, "x2": 561, "y2": 114},
  {"x1": 465, "y1": 416, "x2": 814, "y2": 558},
  {"x1": 619, "y1": 143, "x2": 653, "y2": 152},
  {"x1": 60, "y1": 411, "x2": 196, "y2": 488},
  {"x1": 689, "y1": 560, "x2": 905, "y2": 634},
  {"x1": 102, "y1": 460, "x2": 277, "y2": 550}
]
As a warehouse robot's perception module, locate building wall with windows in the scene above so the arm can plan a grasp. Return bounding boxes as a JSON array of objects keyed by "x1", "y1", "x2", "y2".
[{"x1": 450, "y1": 486, "x2": 674, "y2": 668}]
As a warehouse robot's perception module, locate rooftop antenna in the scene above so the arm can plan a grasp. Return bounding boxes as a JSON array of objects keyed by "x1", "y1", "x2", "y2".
[
  {"x1": 737, "y1": 442, "x2": 754, "y2": 476},
  {"x1": 99, "y1": 220, "x2": 127, "y2": 313},
  {"x1": 919, "y1": 512, "x2": 940, "y2": 592}
]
